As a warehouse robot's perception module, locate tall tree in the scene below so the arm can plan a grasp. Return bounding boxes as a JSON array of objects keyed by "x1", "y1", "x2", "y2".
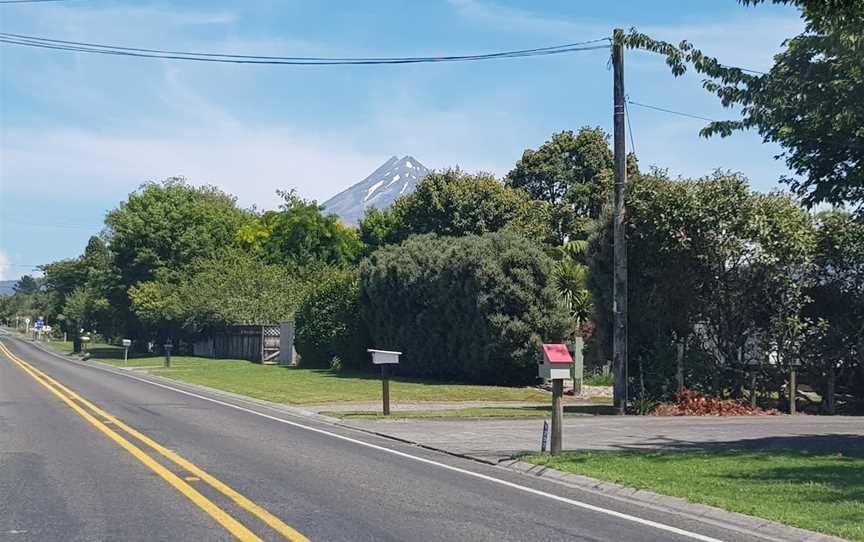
[
  {"x1": 237, "y1": 190, "x2": 363, "y2": 270},
  {"x1": 626, "y1": 1, "x2": 864, "y2": 211},
  {"x1": 506, "y1": 128, "x2": 615, "y2": 243},
  {"x1": 104, "y1": 178, "x2": 252, "y2": 337},
  {"x1": 13, "y1": 275, "x2": 39, "y2": 295},
  {"x1": 359, "y1": 169, "x2": 553, "y2": 251}
]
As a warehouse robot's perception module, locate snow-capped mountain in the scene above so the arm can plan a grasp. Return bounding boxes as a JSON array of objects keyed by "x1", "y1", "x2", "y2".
[{"x1": 323, "y1": 156, "x2": 429, "y2": 225}]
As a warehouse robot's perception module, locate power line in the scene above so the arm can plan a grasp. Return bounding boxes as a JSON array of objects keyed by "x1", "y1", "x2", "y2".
[
  {"x1": 624, "y1": 97, "x2": 636, "y2": 155},
  {"x1": 0, "y1": 32, "x2": 611, "y2": 65},
  {"x1": 626, "y1": 99, "x2": 718, "y2": 123},
  {"x1": 0, "y1": 0, "x2": 76, "y2": 4}
]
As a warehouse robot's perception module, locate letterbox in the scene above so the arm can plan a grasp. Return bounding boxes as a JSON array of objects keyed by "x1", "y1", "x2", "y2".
[
  {"x1": 368, "y1": 349, "x2": 401, "y2": 365},
  {"x1": 539, "y1": 343, "x2": 573, "y2": 380}
]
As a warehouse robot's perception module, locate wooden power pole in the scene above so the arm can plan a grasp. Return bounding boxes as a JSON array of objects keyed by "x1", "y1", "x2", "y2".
[{"x1": 612, "y1": 28, "x2": 628, "y2": 415}]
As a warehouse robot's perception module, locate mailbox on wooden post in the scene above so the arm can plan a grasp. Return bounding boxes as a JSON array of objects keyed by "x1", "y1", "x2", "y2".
[
  {"x1": 122, "y1": 339, "x2": 132, "y2": 364},
  {"x1": 539, "y1": 343, "x2": 573, "y2": 455},
  {"x1": 368, "y1": 349, "x2": 401, "y2": 415}
]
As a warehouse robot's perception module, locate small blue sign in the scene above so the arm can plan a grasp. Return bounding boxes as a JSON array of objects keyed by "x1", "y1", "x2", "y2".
[{"x1": 34, "y1": 320, "x2": 44, "y2": 330}]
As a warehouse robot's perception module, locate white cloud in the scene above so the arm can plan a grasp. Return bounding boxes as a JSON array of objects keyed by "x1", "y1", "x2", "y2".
[
  {"x1": 0, "y1": 250, "x2": 9, "y2": 281},
  {"x1": 446, "y1": 0, "x2": 604, "y2": 38},
  {"x1": 1, "y1": 125, "x2": 384, "y2": 209}
]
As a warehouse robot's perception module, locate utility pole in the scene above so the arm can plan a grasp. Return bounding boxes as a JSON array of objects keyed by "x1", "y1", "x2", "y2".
[{"x1": 612, "y1": 28, "x2": 628, "y2": 415}]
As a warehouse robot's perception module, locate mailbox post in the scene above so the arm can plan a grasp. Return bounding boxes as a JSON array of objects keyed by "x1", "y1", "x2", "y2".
[
  {"x1": 539, "y1": 344, "x2": 574, "y2": 455},
  {"x1": 164, "y1": 339, "x2": 173, "y2": 368},
  {"x1": 368, "y1": 349, "x2": 401, "y2": 415},
  {"x1": 122, "y1": 339, "x2": 132, "y2": 364}
]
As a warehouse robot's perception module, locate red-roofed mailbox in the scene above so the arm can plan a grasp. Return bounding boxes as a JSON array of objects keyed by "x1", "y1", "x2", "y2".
[
  {"x1": 540, "y1": 343, "x2": 572, "y2": 456},
  {"x1": 540, "y1": 343, "x2": 573, "y2": 381}
]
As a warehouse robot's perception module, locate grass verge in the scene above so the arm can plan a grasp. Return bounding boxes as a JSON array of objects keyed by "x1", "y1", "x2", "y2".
[
  {"x1": 523, "y1": 449, "x2": 864, "y2": 541},
  {"x1": 39, "y1": 340, "x2": 550, "y2": 404}
]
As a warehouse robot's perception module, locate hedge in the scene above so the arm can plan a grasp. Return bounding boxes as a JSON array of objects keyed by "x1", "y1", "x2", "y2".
[{"x1": 360, "y1": 232, "x2": 571, "y2": 385}]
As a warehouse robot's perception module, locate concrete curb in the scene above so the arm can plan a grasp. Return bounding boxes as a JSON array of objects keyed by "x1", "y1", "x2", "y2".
[{"x1": 500, "y1": 459, "x2": 850, "y2": 542}]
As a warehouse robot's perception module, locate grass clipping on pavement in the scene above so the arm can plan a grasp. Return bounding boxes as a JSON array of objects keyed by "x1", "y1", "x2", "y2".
[{"x1": 524, "y1": 449, "x2": 864, "y2": 541}]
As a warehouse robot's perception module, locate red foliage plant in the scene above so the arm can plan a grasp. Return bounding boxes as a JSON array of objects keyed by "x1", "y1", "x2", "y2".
[{"x1": 652, "y1": 389, "x2": 780, "y2": 416}]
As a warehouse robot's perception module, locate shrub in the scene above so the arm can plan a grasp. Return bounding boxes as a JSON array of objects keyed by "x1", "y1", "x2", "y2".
[
  {"x1": 295, "y1": 270, "x2": 367, "y2": 370},
  {"x1": 360, "y1": 232, "x2": 572, "y2": 385}
]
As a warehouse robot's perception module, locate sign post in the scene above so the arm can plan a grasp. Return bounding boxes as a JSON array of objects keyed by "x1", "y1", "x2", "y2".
[
  {"x1": 368, "y1": 349, "x2": 401, "y2": 416},
  {"x1": 539, "y1": 343, "x2": 574, "y2": 456}
]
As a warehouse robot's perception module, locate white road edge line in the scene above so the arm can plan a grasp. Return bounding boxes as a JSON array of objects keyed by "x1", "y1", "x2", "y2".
[{"x1": 12, "y1": 335, "x2": 724, "y2": 542}]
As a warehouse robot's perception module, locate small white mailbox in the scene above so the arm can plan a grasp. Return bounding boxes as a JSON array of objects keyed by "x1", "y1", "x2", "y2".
[
  {"x1": 539, "y1": 343, "x2": 573, "y2": 380},
  {"x1": 80, "y1": 335, "x2": 91, "y2": 343},
  {"x1": 368, "y1": 349, "x2": 401, "y2": 365},
  {"x1": 122, "y1": 339, "x2": 132, "y2": 347}
]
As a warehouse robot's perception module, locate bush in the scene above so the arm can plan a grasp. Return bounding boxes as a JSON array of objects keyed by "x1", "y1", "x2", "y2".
[
  {"x1": 360, "y1": 232, "x2": 572, "y2": 385},
  {"x1": 295, "y1": 270, "x2": 367, "y2": 370}
]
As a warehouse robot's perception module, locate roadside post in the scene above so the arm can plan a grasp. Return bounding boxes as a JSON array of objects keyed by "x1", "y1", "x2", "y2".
[
  {"x1": 789, "y1": 358, "x2": 801, "y2": 415},
  {"x1": 539, "y1": 343, "x2": 574, "y2": 456},
  {"x1": 569, "y1": 337, "x2": 585, "y2": 396},
  {"x1": 164, "y1": 339, "x2": 173, "y2": 368},
  {"x1": 368, "y1": 349, "x2": 401, "y2": 416},
  {"x1": 80, "y1": 335, "x2": 91, "y2": 356},
  {"x1": 122, "y1": 339, "x2": 132, "y2": 364}
]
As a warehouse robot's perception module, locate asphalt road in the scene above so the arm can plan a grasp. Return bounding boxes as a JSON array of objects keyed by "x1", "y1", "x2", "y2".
[{"x1": 0, "y1": 332, "x2": 793, "y2": 542}]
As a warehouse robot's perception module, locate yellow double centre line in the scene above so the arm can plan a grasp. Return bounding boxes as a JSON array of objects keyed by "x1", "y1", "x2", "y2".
[{"x1": 0, "y1": 341, "x2": 310, "y2": 542}]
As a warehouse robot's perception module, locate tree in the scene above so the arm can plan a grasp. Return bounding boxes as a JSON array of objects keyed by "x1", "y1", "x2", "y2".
[
  {"x1": 295, "y1": 269, "x2": 367, "y2": 370},
  {"x1": 238, "y1": 190, "x2": 363, "y2": 270},
  {"x1": 63, "y1": 286, "x2": 110, "y2": 335},
  {"x1": 361, "y1": 232, "x2": 572, "y2": 385},
  {"x1": 506, "y1": 128, "x2": 615, "y2": 243},
  {"x1": 129, "y1": 248, "x2": 306, "y2": 337},
  {"x1": 806, "y1": 211, "x2": 864, "y2": 410},
  {"x1": 104, "y1": 178, "x2": 252, "y2": 337},
  {"x1": 39, "y1": 236, "x2": 118, "y2": 337},
  {"x1": 625, "y1": 1, "x2": 864, "y2": 211},
  {"x1": 14, "y1": 275, "x2": 39, "y2": 295},
  {"x1": 106, "y1": 178, "x2": 251, "y2": 286},
  {"x1": 552, "y1": 240, "x2": 593, "y2": 332},
  {"x1": 589, "y1": 171, "x2": 814, "y2": 404},
  {"x1": 358, "y1": 169, "x2": 554, "y2": 251}
]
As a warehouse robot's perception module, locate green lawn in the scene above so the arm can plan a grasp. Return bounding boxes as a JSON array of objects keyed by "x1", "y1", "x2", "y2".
[
  {"x1": 322, "y1": 403, "x2": 612, "y2": 419},
  {"x1": 40, "y1": 341, "x2": 550, "y2": 404},
  {"x1": 523, "y1": 449, "x2": 864, "y2": 541}
]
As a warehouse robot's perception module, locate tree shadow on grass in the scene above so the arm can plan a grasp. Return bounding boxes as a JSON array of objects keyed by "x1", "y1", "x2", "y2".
[{"x1": 609, "y1": 433, "x2": 864, "y2": 456}]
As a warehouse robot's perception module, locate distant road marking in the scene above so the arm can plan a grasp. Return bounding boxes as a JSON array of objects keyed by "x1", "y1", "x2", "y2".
[
  {"x1": 7, "y1": 337, "x2": 728, "y2": 542},
  {"x1": 0, "y1": 341, "x2": 309, "y2": 542}
]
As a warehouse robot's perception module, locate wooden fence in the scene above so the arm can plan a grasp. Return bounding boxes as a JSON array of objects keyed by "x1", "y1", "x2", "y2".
[{"x1": 193, "y1": 322, "x2": 295, "y2": 364}]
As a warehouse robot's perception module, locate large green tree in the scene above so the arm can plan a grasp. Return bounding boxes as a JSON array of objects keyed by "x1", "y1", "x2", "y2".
[
  {"x1": 129, "y1": 248, "x2": 306, "y2": 337},
  {"x1": 589, "y1": 171, "x2": 814, "y2": 404},
  {"x1": 805, "y1": 211, "x2": 864, "y2": 409},
  {"x1": 104, "y1": 178, "x2": 251, "y2": 337},
  {"x1": 626, "y1": 1, "x2": 864, "y2": 211},
  {"x1": 506, "y1": 128, "x2": 616, "y2": 243},
  {"x1": 106, "y1": 178, "x2": 251, "y2": 286},
  {"x1": 238, "y1": 190, "x2": 363, "y2": 270},
  {"x1": 359, "y1": 169, "x2": 553, "y2": 251}
]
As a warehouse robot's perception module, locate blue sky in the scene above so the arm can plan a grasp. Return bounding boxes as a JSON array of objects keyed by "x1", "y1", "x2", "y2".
[{"x1": 0, "y1": 0, "x2": 803, "y2": 280}]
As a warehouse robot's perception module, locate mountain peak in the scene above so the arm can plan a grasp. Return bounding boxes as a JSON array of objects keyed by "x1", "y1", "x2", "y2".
[{"x1": 323, "y1": 156, "x2": 430, "y2": 225}]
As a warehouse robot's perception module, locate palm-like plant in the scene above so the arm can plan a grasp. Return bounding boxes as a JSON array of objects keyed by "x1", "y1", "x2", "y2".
[{"x1": 553, "y1": 240, "x2": 593, "y2": 329}]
